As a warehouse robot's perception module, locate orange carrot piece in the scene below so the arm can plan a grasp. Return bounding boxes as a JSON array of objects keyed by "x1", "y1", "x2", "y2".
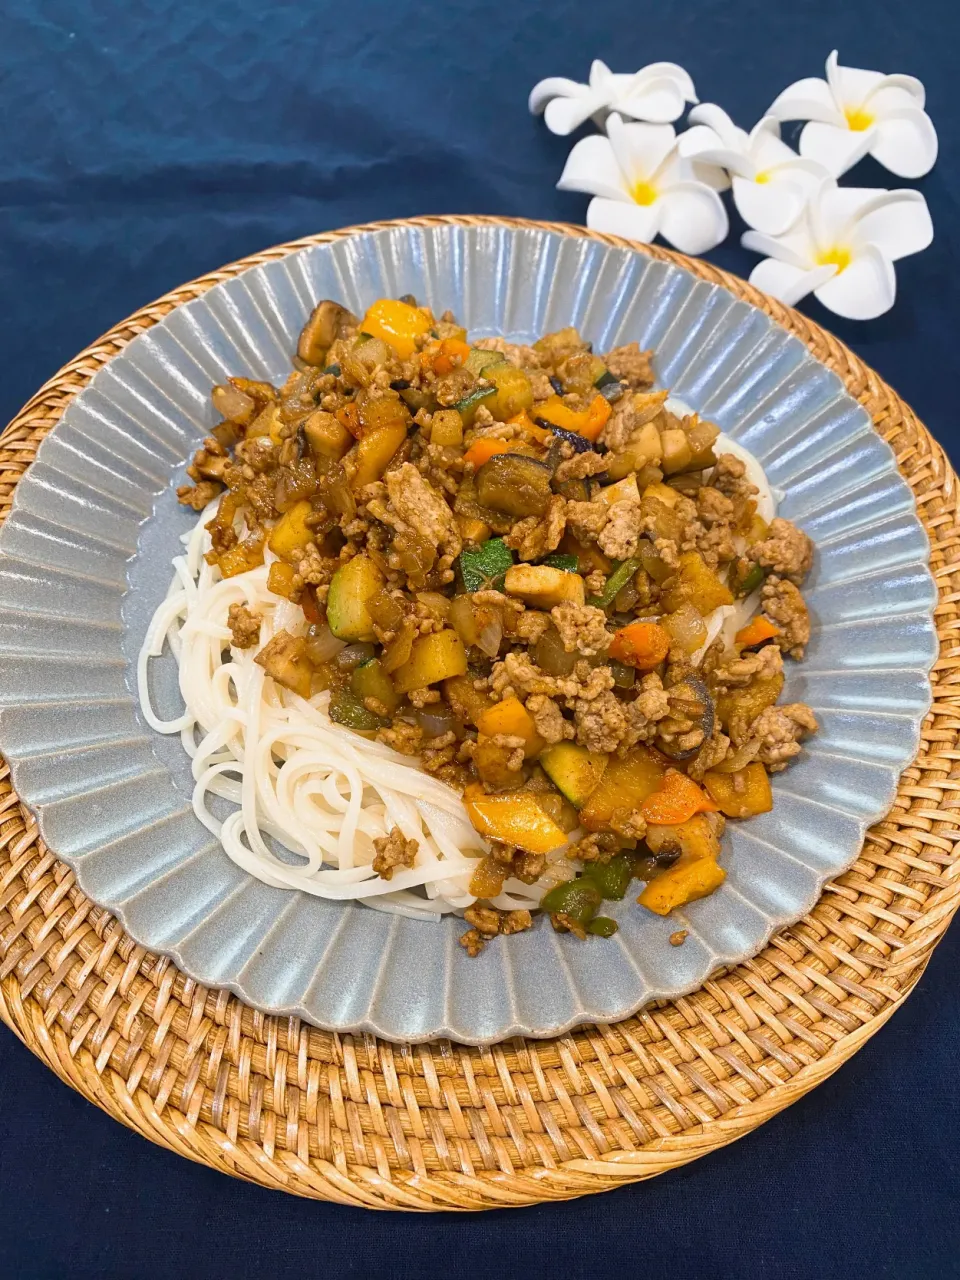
[
  {"x1": 462, "y1": 437, "x2": 513, "y2": 468},
  {"x1": 640, "y1": 769, "x2": 719, "y2": 824},
  {"x1": 336, "y1": 401, "x2": 362, "y2": 438},
  {"x1": 579, "y1": 394, "x2": 612, "y2": 442},
  {"x1": 735, "y1": 616, "x2": 781, "y2": 648},
  {"x1": 300, "y1": 585, "x2": 323, "y2": 625},
  {"x1": 609, "y1": 621, "x2": 671, "y2": 669},
  {"x1": 431, "y1": 338, "x2": 471, "y2": 375}
]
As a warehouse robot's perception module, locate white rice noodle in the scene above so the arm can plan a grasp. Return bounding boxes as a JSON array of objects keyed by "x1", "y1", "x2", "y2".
[
  {"x1": 665, "y1": 396, "x2": 782, "y2": 522},
  {"x1": 137, "y1": 506, "x2": 501, "y2": 917}
]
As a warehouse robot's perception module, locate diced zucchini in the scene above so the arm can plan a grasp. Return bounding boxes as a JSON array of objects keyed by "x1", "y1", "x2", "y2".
[
  {"x1": 350, "y1": 658, "x2": 400, "y2": 716},
  {"x1": 540, "y1": 743, "x2": 609, "y2": 808},
  {"x1": 392, "y1": 629, "x2": 468, "y2": 694},
  {"x1": 463, "y1": 348, "x2": 507, "y2": 376},
  {"x1": 329, "y1": 688, "x2": 384, "y2": 731},
  {"x1": 326, "y1": 554, "x2": 386, "y2": 641},
  {"x1": 454, "y1": 384, "x2": 497, "y2": 427}
]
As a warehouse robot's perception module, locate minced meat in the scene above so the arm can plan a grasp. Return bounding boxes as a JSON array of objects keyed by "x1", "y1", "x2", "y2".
[{"x1": 372, "y1": 827, "x2": 419, "y2": 880}]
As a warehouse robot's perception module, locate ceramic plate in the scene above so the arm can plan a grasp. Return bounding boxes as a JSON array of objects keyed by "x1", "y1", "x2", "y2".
[{"x1": 0, "y1": 222, "x2": 937, "y2": 1044}]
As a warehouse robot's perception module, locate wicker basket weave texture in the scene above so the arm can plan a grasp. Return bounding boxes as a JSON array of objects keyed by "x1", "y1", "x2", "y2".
[{"x1": 0, "y1": 216, "x2": 957, "y2": 1211}]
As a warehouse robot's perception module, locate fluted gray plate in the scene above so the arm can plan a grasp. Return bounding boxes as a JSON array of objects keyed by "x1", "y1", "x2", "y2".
[{"x1": 0, "y1": 223, "x2": 936, "y2": 1044}]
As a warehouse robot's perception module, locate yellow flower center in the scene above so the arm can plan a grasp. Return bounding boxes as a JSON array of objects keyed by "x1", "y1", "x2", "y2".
[
  {"x1": 754, "y1": 170, "x2": 772, "y2": 185},
  {"x1": 816, "y1": 246, "x2": 852, "y2": 272},
  {"x1": 844, "y1": 105, "x2": 874, "y2": 131},
  {"x1": 630, "y1": 180, "x2": 659, "y2": 206}
]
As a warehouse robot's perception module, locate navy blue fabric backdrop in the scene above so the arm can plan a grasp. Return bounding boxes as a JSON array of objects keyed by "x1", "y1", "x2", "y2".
[{"x1": 1, "y1": 2, "x2": 958, "y2": 1276}]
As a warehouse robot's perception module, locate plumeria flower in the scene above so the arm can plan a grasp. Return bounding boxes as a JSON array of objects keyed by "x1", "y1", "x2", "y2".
[
  {"x1": 530, "y1": 59, "x2": 697, "y2": 136},
  {"x1": 557, "y1": 114, "x2": 728, "y2": 254},
  {"x1": 767, "y1": 50, "x2": 937, "y2": 178},
  {"x1": 743, "y1": 181, "x2": 933, "y2": 320},
  {"x1": 677, "y1": 104, "x2": 829, "y2": 236}
]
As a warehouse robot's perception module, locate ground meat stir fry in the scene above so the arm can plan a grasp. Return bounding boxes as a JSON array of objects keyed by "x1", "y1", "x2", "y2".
[
  {"x1": 181, "y1": 294, "x2": 818, "y2": 950},
  {"x1": 371, "y1": 827, "x2": 420, "y2": 880}
]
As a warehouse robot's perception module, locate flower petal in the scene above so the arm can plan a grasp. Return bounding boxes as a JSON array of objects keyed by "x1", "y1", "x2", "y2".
[
  {"x1": 742, "y1": 227, "x2": 818, "y2": 269},
  {"x1": 749, "y1": 120, "x2": 808, "y2": 171},
  {"x1": 768, "y1": 158, "x2": 831, "y2": 193},
  {"x1": 684, "y1": 158, "x2": 732, "y2": 192},
  {"x1": 677, "y1": 124, "x2": 753, "y2": 178},
  {"x1": 865, "y1": 84, "x2": 928, "y2": 117},
  {"x1": 656, "y1": 182, "x2": 729, "y2": 254},
  {"x1": 588, "y1": 60, "x2": 614, "y2": 89},
  {"x1": 828, "y1": 51, "x2": 886, "y2": 109},
  {"x1": 813, "y1": 244, "x2": 896, "y2": 319},
  {"x1": 799, "y1": 121, "x2": 875, "y2": 176},
  {"x1": 544, "y1": 94, "x2": 605, "y2": 136},
  {"x1": 687, "y1": 103, "x2": 749, "y2": 150},
  {"x1": 853, "y1": 190, "x2": 933, "y2": 261},
  {"x1": 633, "y1": 61, "x2": 698, "y2": 103},
  {"x1": 608, "y1": 115, "x2": 677, "y2": 184},
  {"x1": 586, "y1": 196, "x2": 661, "y2": 245},
  {"x1": 749, "y1": 258, "x2": 836, "y2": 307},
  {"x1": 733, "y1": 175, "x2": 809, "y2": 236},
  {"x1": 616, "y1": 77, "x2": 688, "y2": 124},
  {"x1": 809, "y1": 184, "x2": 881, "y2": 249},
  {"x1": 868, "y1": 107, "x2": 938, "y2": 178},
  {"x1": 868, "y1": 73, "x2": 925, "y2": 108},
  {"x1": 557, "y1": 135, "x2": 630, "y2": 200},
  {"x1": 767, "y1": 77, "x2": 843, "y2": 125},
  {"x1": 529, "y1": 77, "x2": 586, "y2": 116}
]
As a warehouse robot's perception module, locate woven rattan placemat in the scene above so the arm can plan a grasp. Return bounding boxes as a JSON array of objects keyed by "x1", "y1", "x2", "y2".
[{"x1": 0, "y1": 216, "x2": 956, "y2": 1210}]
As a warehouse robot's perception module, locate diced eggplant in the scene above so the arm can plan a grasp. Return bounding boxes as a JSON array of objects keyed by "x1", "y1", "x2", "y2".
[
  {"x1": 660, "y1": 675, "x2": 715, "y2": 760},
  {"x1": 297, "y1": 300, "x2": 357, "y2": 366},
  {"x1": 476, "y1": 453, "x2": 553, "y2": 518}
]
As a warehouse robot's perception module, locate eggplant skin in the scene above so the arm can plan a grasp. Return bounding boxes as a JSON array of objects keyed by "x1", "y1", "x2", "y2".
[
  {"x1": 476, "y1": 453, "x2": 554, "y2": 518},
  {"x1": 661, "y1": 674, "x2": 716, "y2": 760}
]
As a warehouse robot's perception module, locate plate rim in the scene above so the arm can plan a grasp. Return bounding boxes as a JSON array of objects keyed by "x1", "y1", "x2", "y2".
[{"x1": 0, "y1": 215, "x2": 938, "y2": 1045}]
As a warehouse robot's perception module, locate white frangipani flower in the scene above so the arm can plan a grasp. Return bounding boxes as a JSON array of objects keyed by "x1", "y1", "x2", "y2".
[
  {"x1": 557, "y1": 114, "x2": 728, "y2": 255},
  {"x1": 743, "y1": 182, "x2": 933, "y2": 320},
  {"x1": 529, "y1": 59, "x2": 697, "y2": 136},
  {"x1": 767, "y1": 50, "x2": 937, "y2": 179},
  {"x1": 677, "y1": 104, "x2": 829, "y2": 235}
]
